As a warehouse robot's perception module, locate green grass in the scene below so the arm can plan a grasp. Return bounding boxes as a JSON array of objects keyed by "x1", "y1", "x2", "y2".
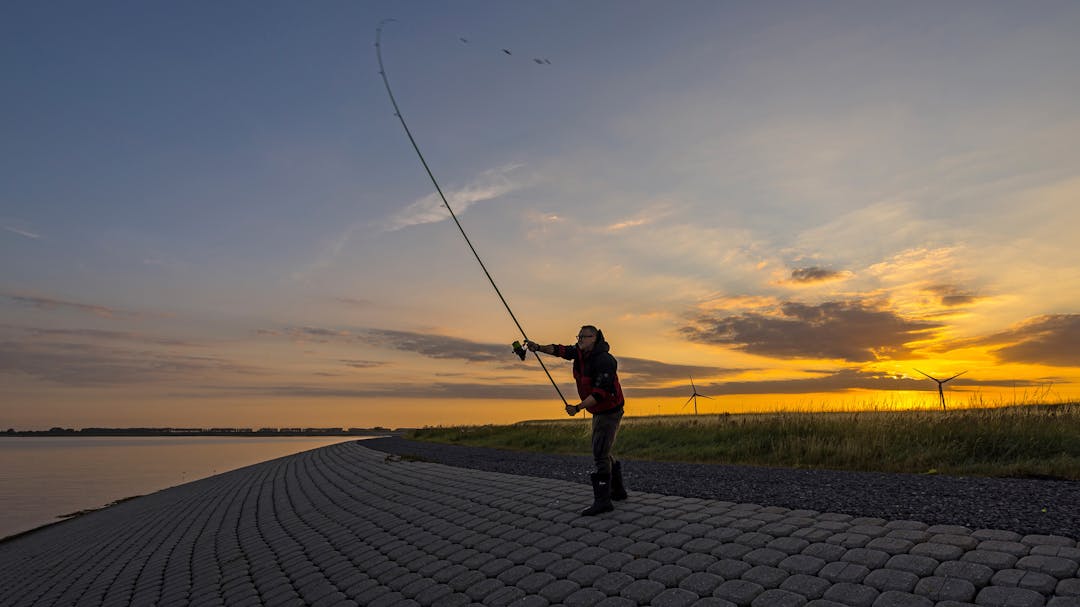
[{"x1": 404, "y1": 402, "x2": 1080, "y2": 480}]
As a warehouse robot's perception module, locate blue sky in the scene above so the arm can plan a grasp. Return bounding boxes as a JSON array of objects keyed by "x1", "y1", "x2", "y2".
[{"x1": 3, "y1": 1, "x2": 1079, "y2": 429}]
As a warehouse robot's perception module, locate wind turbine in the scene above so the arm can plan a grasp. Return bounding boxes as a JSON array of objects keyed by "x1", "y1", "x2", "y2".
[
  {"x1": 914, "y1": 369, "x2": 968, "y2": 411},
  {"x1": 681, "y1": 376, "x2": 713, "y2": 415}
]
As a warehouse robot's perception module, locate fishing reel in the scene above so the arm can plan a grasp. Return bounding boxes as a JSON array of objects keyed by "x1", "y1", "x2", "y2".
[{"x1": 512, "y1": 340, "x2": 527, "y2": 361}]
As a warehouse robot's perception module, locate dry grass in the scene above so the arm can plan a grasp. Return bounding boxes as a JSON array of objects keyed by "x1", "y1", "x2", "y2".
[{"x1": 406, "y1": 401, "x2": 1080, "y2": 480}]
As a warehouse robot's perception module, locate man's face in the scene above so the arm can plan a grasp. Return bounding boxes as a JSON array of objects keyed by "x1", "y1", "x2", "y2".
[{"x1": 576, "y1": 330, "x2": 597, "y2": 352}]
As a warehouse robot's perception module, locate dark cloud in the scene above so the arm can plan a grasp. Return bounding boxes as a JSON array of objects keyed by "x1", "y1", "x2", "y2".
[
  {"x1": 682, "y1": 300, "x2": 941, "y2": 362},
  {"x1": 363, "y1": 329, "x2": 508, "y2": 363},
  {"x1": 1, "y1": 293, "x2": 139, "y2": 319},
  {"x1": 789, "y1": 267, "x2": 846, "y2": 284},
  {"x1": 618, "y1": 357, "x2": 744, "y2": 386},
  {"x1": 340, "y1": 359, "x2": 388, "y2": 369},
  {"x1": 976, "y1": 314, "x2": 1080, "y2": 367},
  {"x1": 0, "y1": 340, "x2": 260, "y2": 386},
  {"x1": 203, "y1": 381, "x2": 566, "y2": 401},
  {"x1": 927, "y1": 285, "x2": 979, "y2": 307}
]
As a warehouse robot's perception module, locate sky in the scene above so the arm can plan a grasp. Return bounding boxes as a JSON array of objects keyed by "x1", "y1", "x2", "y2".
[{"x1": 3, "y1": 1, "x2": 1079, "y2": 430}]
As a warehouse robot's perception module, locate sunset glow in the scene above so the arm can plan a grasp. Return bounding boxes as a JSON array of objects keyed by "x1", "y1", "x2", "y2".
[{"x1": 3, "y1": 2, "x2": 1079, "y2": 429}]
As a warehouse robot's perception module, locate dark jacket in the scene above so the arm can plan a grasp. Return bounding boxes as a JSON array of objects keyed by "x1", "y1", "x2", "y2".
[{"x1": 552, "y1": 339, "x2": 624, "y2": 414}]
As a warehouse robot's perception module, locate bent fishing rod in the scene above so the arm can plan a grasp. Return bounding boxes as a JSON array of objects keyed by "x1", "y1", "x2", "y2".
[{"x1": 375, "y1": 19, "x2": 569, "y2": 406}]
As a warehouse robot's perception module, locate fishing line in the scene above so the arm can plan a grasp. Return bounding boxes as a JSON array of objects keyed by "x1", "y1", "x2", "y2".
[{"x1": 375, "y1": 19, "x2": 569, "y2": 406}]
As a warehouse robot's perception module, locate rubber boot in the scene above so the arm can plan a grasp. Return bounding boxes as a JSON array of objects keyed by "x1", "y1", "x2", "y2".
[
  {"x1": 611, "y1": 461, "x2": 628, "y2": 501},
  {"x1": 581, "y1": 473, "x2": 614, "y2": 516}
]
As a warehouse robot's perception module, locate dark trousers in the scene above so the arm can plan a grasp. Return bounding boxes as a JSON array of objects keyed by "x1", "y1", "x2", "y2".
[{"x1": 591, "y1": 407, "x2": 623, "y2": 475}]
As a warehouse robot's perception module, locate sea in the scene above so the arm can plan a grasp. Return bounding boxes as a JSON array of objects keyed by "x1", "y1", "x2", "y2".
[{"x1": 0, "y1": 435, "x2": 370, "y2": 540}]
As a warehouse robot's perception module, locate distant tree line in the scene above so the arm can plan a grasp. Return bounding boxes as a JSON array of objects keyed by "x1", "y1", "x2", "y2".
[{"x1": 3, "y1": 427, "x2": 408, "y2": 437}]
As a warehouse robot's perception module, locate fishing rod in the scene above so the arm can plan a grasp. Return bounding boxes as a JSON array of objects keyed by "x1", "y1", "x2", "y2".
[{"x1": 375, "y1": 19, "x2": 569, "y2": 406}]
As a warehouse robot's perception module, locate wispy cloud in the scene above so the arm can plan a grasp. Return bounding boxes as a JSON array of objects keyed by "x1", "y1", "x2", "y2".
[
  {"x1": 604, "y1": 201, "x2": 674, "y2": 232},
  {"x1": 1, "y1": 293, "x2": 139, "y2": 319},
  {"x1": 383, "y1": 163, "x2": 526, "y2": 232},
  {"x1": 3, "y1": 225, "x2": 41, "y2": 239},
  {"x1": 17, "y1": 326, "x2": 194, "y2": 347},
  {"x1": 0, "y1": 340, "x2": 260, "y2": 386}
]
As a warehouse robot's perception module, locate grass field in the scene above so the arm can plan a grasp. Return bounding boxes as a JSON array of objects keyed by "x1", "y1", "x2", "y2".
[{"x1": 404, "y1": 402, "x2": 1080, "y2": 480}]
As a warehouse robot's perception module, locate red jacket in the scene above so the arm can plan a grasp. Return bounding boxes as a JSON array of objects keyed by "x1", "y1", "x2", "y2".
[{"x1": 553, "y1": 339, "x2": 624, "y2": 414}]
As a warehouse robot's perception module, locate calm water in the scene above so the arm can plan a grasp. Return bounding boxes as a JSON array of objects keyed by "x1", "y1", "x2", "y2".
[{"x1": 0, "y1": 436, "x2": 368, "y2": 539}]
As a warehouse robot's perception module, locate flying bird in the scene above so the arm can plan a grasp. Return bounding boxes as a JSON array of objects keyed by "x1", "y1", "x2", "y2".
[
  {"x1": 532, "y1": 58, "x2": 552, "y2": 65},
  {"x1": 502, "y1": 48, "x2": 512, "y2": 55},
  {"x1": 459, "y1": 37, "x2": 469, "y2": 43}
]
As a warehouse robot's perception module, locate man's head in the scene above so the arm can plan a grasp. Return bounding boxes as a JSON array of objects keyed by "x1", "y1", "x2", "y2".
[{"x1": 577, "y1": 325, "x2": 603, "y2": 352}]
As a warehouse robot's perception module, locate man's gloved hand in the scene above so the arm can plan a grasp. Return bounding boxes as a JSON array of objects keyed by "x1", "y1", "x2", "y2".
[
  {"x1": 525, "y1": 340, "x2": 539, "y2": 352},
  {"x1": 565, "y1": 403, "x2": 578, "y2": 416}
]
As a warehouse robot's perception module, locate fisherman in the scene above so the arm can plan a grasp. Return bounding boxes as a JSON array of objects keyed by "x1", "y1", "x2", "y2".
[{"x1": 526, "y1": 326, "x2": 627, "y2": 515}]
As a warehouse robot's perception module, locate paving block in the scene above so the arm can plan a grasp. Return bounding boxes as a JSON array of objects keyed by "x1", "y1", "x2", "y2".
[
  {"x1": 1016, "y1": 555, "x2": 1079, "y2": 579},
  {"x1": 713, "y1": 579, "x2": 765, "y2": 605},
  {"x1": 496, "y1": 565, "x2": 534, "y2": 586},
  {"x1": 481, "y1": 585, "x2": 527, "y2": 607},
  {"x1": 621, "y1": 558, "x2": 661, "y2": 579},
  {"x1": 936, "y1": 560, "x2": 996, "y2": 587},
  {"x1": 650, "y1": 564, "x2": 694, "y2": 586},
  {"x1": 651, "y1": 587, "x2": 701, "y2": 607},
  {"x1": 885, "y1": 529, "x2": 932, "y2": 543},
  {"x1": 1057, "y1": 579, "x2": 1080, "y2": 596},
  {"x1": 778, "y1": 554, "x2": 826, "y2": 576},
  {"x1": 842, "y1": 548, "x2": 891, "y2": 569},
  {"x1": 619, "y1": 578, "x2": 666, "y2": 603},
  {"x1": 802, "y1": 543, "x2": 848, "y2": 562},
  {"x1": 1047, "y1": 597, "x2": 1080, "y2": 607},
  {"x1": 973, "y1": 530, "x2": 1023, "y2": 542},
  {"x1": 871, "y1": 590, "x2": 933, "y2": 607},
  {"x1": 778, "y1": 574, "x2": 830, "y2": 600},
  {"x1": 1021, "y1": 536, "x2": 1076, "y2": 548},
  {"x1": 862, "y1": 568, "x2": 918, "y2": 593},
  {"x1": 864, "y1": 537, "x2": 914, "y2": 556},
  {"x1": 678, "y1": 553, "x2": 719, "y2": 572},
  {"x1": 564, "y1": 588, "x2": 607, "y2": 607},
  {"x1": 828, "y1": 533, "x2": 872, "y2": 549},
  {"x1": 744, "y1": 548, "x2": 788, "y2": 567},
  {"x1": 515, "y1": 571, "x2": 556, "y2": 594},
  {"x1": 817, "y1": 561, "x2": 870, "y2": 584},
  {"x1": 911, "y1": 542, "x2": 965, "y2": 561},
  {"x1": 679, "y1": 572, "x2": 725, "y2": 596},
  {"x1": 552, "y1": 565, "x2": 599, "y2": 590},
  {"x1": 658, "y1": 533, "x2": 695, "y2": 548},
  {"x1": 545, "y1": 558, "x2": 585, "y2": 579},
  {"x1": 741, "y1": 565, "x2": 789, "y2": 589},
  {"x1": 653, "y1": 547, "x2": 691, "y2": 565},
  {"x1": 750, "y1": 588, "x2": 807, "y2": 607},
  {"x1": 974, "y1": 585, "x2": 1047, "y2": 607},
  {"x1": 963, "y1": 550, "x2": 1019, "y2": 570},
  {"x1": 770, "y1": 537, "x2": 812, "y2": 555},
  {"x1": 821, "y1": 582, "x2": 879, "y2": 607},
  {"x1": 991, "y1": 569, "x2": 1059, "y2": 594},
  {"x1": 736, "y1": 533, "x2": 775, "y2": 549},
  {"x1": 537, "y1": 579, "x2": 580, "y2": 603},
  {"x1": 980, "y1": 541, "x2": 1032, "y2": 557},
  {"x1": 933, "y1": 534, "x2": 982, "y2": 550},
  {"x1": 884, "y1": 554, "x2": 939, "y2": 577},
  {"x1": 913, "y1": 576, "x2": 976, "y2": 602},
  {"x1": 709, "y1": 559, "x2": 752, "y2": 579},
  {"x1": 594, "y1": 571, "x2": 635, "y2": 596},
  {"x1": 791, "y1": 528, "x2": 835, "y2": 543}
]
